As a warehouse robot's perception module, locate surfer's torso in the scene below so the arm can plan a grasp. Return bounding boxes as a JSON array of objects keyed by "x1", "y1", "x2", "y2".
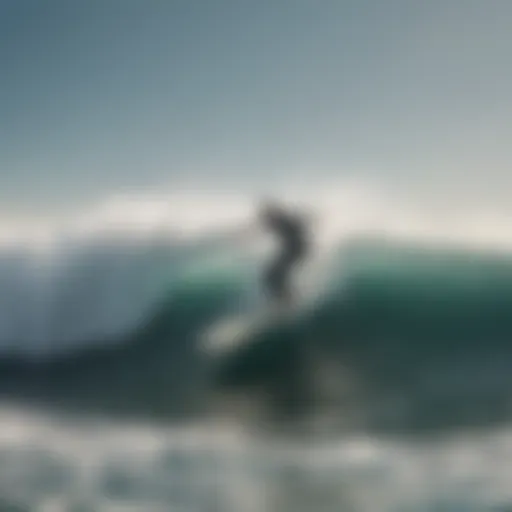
[
  {"x1": 262, "y1": 210, "x2": 308, "y2": 256},
  {"x1": 260, "y1": 205, "x2": 310, "y2": 304}
]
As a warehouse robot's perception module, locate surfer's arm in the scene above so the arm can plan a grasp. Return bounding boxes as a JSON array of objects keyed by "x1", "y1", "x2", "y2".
[
  {"x1": 213, "y1": 221, "x2": 262, "y2": 246},
  {"x1": 175, "y1": 222, "x2": 256, "y2": 256}
]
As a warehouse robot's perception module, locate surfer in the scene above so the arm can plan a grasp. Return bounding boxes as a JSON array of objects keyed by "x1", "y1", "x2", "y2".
[{"x1": 259, "y1": 200, "x2": 310, "y2": 308}]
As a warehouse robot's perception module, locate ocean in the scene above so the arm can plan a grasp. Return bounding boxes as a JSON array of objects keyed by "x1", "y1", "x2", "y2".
[{"x1": 1, "y1": 189, "x2": 512, "y2": 511}]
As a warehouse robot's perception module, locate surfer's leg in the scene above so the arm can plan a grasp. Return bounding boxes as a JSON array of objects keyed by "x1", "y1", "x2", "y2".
[
  {"x1": 263, "y1": 252, "x2": 295, "y2": 308},
  {"x1": 277, "y1": 246, "x2": 306, "y2": 303},
  {"x1": 263, "y1": 264, "x2": 282, "y2": 302}
]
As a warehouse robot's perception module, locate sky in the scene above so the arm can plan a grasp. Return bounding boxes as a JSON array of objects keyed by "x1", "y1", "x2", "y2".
[{"x1": 2, "y1": 0, "x2": 512, "y2": 219}]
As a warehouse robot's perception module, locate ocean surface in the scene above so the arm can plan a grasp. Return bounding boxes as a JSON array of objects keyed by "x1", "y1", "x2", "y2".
[{"x1": 2, "y1": 190, "x2": 512, "y2": 511}]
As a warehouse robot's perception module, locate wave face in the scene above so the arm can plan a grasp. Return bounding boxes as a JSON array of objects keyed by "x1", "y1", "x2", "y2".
[
  {"x1": 1, "y1": 223, "x2": 512, "y2": 430},
  {"x1": 3, "y1": 186, "x2": 512, "y2": 432}
]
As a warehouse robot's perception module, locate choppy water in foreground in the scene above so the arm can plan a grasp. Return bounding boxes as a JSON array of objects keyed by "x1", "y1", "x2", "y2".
[{"x1": 1, "y1": 406, "x2": 512, "y2": 512}]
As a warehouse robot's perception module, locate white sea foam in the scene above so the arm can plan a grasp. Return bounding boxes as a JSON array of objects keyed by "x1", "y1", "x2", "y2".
[{"x1": 0, "y1": 405, "x2": 510, "y2": 511}]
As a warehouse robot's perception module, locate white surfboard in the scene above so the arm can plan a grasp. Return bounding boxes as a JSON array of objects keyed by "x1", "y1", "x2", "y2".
[{"x1": 201, "y1": 306, "x2": 287, "y2": 356}]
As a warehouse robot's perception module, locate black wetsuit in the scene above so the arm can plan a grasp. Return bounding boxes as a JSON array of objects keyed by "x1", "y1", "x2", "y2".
[{"x1": 262, "y1": 209, "x2": 309, "y2": 304}]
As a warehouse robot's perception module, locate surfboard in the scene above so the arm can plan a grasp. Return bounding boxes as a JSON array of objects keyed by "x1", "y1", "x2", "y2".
[{"x1": 201, "y1": 305, "x2": 294, "y2": 356}]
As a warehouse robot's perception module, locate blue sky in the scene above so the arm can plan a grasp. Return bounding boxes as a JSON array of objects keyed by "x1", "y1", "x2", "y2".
[{"x1": 2, "y1": 0, "x2": 512, "y2": 217}]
